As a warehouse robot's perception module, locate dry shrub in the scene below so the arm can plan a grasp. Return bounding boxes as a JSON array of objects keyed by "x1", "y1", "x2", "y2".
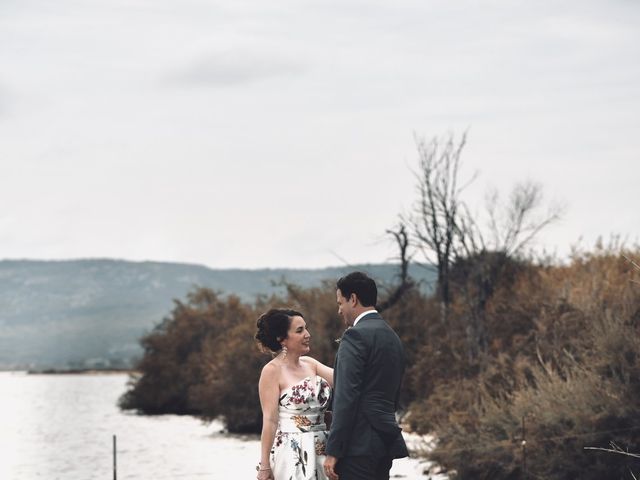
[
  {"x1": 422, "y1": 249, "x2": 640, "y2": 479},
  {"x1": 119, "y1": 290, "x2": 258, "y2": 420},
  {"x1": 189, "y1": 313, "x2": 266, "y2": 432},
  {"x1": 119, "y1": 283, "x2": 345, "y2": 433}
]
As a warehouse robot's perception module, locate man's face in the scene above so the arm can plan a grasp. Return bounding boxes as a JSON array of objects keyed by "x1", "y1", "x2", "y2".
[{"x1": 336, "y1": 289, "x2": 355, "y2": 327}]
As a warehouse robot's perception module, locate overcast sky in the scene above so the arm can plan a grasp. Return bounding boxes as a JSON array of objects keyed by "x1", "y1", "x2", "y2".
[{"x1": 0, "y1": 0, "x2": 638, "y2": 269}]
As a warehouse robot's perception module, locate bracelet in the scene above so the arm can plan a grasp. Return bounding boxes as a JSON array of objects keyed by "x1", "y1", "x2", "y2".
[{"x1": 256, "y1": 462, "x2": 272, "y2": 471}]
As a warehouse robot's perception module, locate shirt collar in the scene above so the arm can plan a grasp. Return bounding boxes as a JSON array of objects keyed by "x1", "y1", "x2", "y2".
[{"x1": 353, "y1": 309, "x2": 378, "y2": 326}]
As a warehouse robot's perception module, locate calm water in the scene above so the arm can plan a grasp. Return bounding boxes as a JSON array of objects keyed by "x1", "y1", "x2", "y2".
[{"x1": 0, "y1": 372, "x2": 434, "y2": 479}]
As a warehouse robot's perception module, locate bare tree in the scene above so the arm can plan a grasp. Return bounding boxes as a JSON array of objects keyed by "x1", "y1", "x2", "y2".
[
  {"x1": 492, "y1": 181, "x2": 562, "y2": 255},
  {"x1": 458, "y1": 181, "x2": 562, "y2": 258},
  {"x1": 407, "y1": 132, "x2": 562, "y2": 359},
  {"x1": 457, "y1": 182, "x2": 562, "y2": 359},
  {"x1": 378, "y1": 223, "x2": 415, "y2": 312},
  {"x1": 410, "y1": 131, "x2": 476, "y2": 323}
]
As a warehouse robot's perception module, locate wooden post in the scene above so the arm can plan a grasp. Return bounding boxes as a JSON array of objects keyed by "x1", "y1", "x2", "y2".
[
  {"x1": 113, "y1": 434, "x2": 117, "y2": 480},
  {"x1": 521, "y1": 416, "x2": 527, "y2": 479}
]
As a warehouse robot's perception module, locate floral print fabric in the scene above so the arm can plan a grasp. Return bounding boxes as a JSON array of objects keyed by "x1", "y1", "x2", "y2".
[{"x1": 271, "y1": 375, "x2": 331, "y2": 480}]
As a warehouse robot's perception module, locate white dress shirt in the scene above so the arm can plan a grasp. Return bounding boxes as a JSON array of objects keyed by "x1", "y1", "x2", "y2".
[{"x1": 353, "y1": 309, "x2": 378, "y2": 327}]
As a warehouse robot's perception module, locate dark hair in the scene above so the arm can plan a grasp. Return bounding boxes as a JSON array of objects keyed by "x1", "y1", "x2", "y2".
[
  {"x1": 255, "y1": 308, "x2": 303, "y2": 353},
  {"x1": 336, "y1": 271, "x2": 377, "y2": 307}
]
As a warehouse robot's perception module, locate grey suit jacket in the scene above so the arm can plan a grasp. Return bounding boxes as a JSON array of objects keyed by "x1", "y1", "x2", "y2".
[{"x1": 326, "y1": 312, "x2": 409, "y2": 459}]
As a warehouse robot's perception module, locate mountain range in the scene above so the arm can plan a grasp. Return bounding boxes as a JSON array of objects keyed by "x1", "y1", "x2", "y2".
[{"x1": 0, "y1": 259, "x2": 435, "y2": 370}]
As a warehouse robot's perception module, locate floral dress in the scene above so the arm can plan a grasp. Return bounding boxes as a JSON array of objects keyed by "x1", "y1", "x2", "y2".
[{"x1": 271, "y1": 375, "x2": 331, "y2": 480}]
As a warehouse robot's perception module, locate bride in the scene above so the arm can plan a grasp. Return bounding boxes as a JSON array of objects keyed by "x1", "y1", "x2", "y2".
[{"x1": 255, "y1": 309, "x2": 334, "y2": 480}]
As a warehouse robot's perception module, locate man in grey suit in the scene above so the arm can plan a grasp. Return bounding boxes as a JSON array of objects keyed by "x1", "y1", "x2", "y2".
[{"x1": 324, "y1": 271, "x2": 409, "y2": 480}]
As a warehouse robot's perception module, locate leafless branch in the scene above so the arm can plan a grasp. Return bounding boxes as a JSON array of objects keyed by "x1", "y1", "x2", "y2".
[
  {"x1": 409, "y1": 132, "x2": 472, "y2": 320},
  {"x1": 622, "y1": 254, "x2": 640, "y2": 271},
  {"x1": 584, "y1": 447, "x2": 640, "y2": 459},
  {"x1": 378, "y1": 223, "x2": 415, "y2": 312},
  {"x1": 585, "y1": 441, "x2": 640, "y2": 463}
]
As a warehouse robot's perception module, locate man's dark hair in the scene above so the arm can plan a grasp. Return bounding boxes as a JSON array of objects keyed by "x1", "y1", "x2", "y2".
[{"x1": 336, "y1": 271, "x2": 377, "y2": 307}]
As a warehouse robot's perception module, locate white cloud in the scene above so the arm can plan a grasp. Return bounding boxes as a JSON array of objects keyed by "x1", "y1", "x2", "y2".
[
  {"x1": 169, "y1": 50, "x2": 307, "y2": 87},
  {"x1": 0, "y1": 0, "x2": 639, "y2": 268}
]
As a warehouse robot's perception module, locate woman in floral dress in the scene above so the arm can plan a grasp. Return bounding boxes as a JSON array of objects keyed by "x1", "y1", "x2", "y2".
[{"x1": 255, "y1": 309, "x2": 334, "y2": 480}]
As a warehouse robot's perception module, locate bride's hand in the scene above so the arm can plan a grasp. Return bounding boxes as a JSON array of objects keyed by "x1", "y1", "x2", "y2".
[{"x1": 256, "y1": 467, "x2": 274, "y2": 480}]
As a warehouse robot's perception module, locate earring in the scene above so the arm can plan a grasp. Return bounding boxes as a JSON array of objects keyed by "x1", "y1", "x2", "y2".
[{"x1": 281, "y1": 345, "x2": 288, "y2": 360}]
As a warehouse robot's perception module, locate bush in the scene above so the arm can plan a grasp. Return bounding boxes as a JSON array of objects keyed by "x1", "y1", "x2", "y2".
[
  {"x1": 420, "y1": 249, "x2": 640, "y2": 479},
  {"x1": 119, "y1": 284, "x2": 344, "y2": 433},
  {"x1": 119, "y1": 290, "x2": 258, "y2": 421}
]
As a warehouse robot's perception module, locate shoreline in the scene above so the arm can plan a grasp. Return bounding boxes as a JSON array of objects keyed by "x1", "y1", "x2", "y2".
[{"x1": 26, "y1": 368, "x2": 138, "y2": 375}]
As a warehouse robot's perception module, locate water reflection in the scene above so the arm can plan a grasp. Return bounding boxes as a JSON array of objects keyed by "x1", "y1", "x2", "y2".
[{"x1": 0, "y1": 372, "x2": 430, "y2": 479}]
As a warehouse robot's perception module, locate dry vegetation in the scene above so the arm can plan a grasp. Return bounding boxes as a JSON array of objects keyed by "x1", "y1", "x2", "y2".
[
  {"x1": 120, "y1": 247, "x2": 640, "y2": 478},
  {"x1": 414, "y1": 247, "x2": 640, "y2": 479}
]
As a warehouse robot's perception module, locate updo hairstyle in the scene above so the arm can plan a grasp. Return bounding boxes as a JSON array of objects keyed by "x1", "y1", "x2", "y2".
[{"x1": 255, "y1": 308, "x2": 303, "y2": 353}]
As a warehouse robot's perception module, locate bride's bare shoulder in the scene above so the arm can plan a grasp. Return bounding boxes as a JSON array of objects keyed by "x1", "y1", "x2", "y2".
[
  {"x1": 300, "y1": 356, "x2": 319, "y2": 370},
  {"x1": 260, "y1": 360, "x2": 281, "y2": 379}
]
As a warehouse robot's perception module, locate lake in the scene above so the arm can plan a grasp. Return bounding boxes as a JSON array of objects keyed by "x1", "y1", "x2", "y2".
[{"x1": 0, "y1": 372, "x2": 438, "y2": 479}]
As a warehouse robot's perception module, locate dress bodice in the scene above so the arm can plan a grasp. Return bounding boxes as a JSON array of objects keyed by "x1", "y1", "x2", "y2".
[
  {"x1": 277, "y1": 375, "x2": 331, "y2": 433},
  {"x1": 271, "y1": 375, "x2": 331, "y2": 479}
]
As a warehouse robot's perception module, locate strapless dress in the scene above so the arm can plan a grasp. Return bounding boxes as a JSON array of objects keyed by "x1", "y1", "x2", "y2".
[{"x1": 270, "y1": 375, "x2": 331, "y2": 480}]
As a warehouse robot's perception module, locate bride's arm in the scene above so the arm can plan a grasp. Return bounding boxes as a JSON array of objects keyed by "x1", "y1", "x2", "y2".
[
  {"x1": 304, "y1": 356, "x2": 334, "y2": 387},
  {"x1": 258, "y1": 364, "x2": 279, "y2": 479}
]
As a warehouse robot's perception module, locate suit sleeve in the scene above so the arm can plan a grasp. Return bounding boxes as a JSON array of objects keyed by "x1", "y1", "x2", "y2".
[{"x1": 325, "y1": 327, "x2": 367, "y2": 458}]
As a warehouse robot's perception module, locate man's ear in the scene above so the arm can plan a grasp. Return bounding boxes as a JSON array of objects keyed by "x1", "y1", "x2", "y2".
[{"x1": 350, "y1": 293, "x2": 358, "y2": 306}]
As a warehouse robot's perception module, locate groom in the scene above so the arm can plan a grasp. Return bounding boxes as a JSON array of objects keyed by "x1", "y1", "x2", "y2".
[{"x1": 324, "y1": 272, "x2": 408, "y2": 480}]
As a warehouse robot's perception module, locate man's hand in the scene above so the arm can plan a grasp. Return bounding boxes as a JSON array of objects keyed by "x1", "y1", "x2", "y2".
[{"x1": 324, "y1": 455, "x2": 339, "y2": 480}]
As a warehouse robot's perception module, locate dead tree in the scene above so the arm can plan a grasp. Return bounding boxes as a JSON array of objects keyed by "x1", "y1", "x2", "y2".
[
  {"x1": 377, "y1": 223, "x2": 415, "y2": 312},
  {"x1": 455, "y1": 181, "x2": 562, "y2": 360},
  {"x1": 410, "y1": 132, "x2": 476, "y2": 324},
  {"x1": 408, "y1": 132, "x2": 562, "y2": 360}
]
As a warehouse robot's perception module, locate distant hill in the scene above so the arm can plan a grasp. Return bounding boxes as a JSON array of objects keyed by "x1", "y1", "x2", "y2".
[{"x1": 0, "y1": 259, "x2": 435, "y2": 370}]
